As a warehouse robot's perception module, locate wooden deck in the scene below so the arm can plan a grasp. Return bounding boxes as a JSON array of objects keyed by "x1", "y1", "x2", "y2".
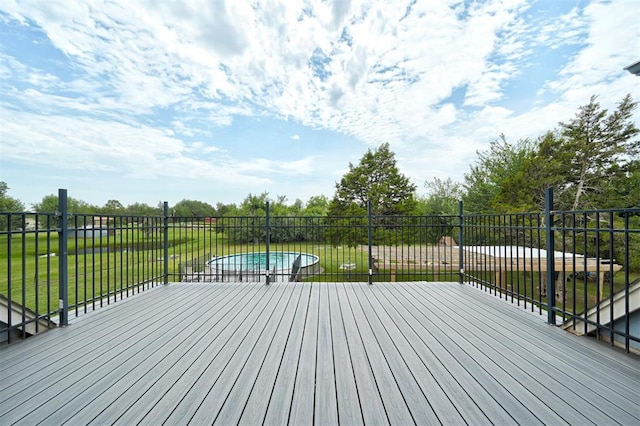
[{"x1": 1, "y1": 282, "x2": 639, "y2": 425}]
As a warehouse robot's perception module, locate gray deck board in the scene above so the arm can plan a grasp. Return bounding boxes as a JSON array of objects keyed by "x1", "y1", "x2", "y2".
[
  {"x1": 260, "y1": 283, "x2": 311, "y2": 426},
  {"x1": 403, "y1": 284, "x2": 588, "y2": 424},
  {"x1": 327, "y1": 283, "x2": 363, "y2": 426},
  {"x1": 109, "y1": 283, "x2": 278, "y2": 425},
  {"x1": 2, "y1": 285, "x2": 218, "y2": 423},
  {"x1": 213, "y1": 282, "x2": 305, "y2": 424},
  {"x1": 355, "y1": 282, "x2": 468, "y2": 425},
  {"x1": 287, "y1": 279, "x2": 320, "y2": 425},
  {"x1": 0, "y1": 284, "x2": 196, "y2": 385},
  {"x1": 238, "y1": 285, "x2": 311, "y2": 425},
  {"x1": 347, "y1": 283, "x2": 440, "y2": 424},
  {"x1": 314, "y1": 282, "x2": 339, "y2": 425},
  {"x1": 152, "y1": 283, "x2": 290, "y2": 425},
  {"x1": 334, "y1": 283, "x2": 389, "y2": 425},
  {"x1": 188, "y1": 281, "x2": 299, "y2": 424},
  {"x1": 1, "y1": 282, "x2": 639, "y2": 426},
  {"x1": 432, "y1": 284, "x2": 640, "y2": 423},
  {"x1": 439, "y1": 284, "x2": 640, "y2": 385},
  {"x1": 67, "y1": 284, "x2": 257, "y2": 425},
  {"x1": 367, "y1": 283, "x2": 494, "y2": 425},
  {"x1": 342, "y1": 283, "x2": 415, "y2": 425},
  {"x1": 402, "y1": 284, "x2": 569, "y2": 424},
  {"x1": 381, "y1": 284, "x2": 546, "y2": 425}
]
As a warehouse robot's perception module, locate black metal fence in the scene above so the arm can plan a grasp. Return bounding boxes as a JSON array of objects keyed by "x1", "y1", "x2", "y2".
[
  {"x1": 1, "y1": 190, "x2": 165, "y2": 343},
  {"x1": 2, "y1": 189, "x2": 638, "y2": 352}
]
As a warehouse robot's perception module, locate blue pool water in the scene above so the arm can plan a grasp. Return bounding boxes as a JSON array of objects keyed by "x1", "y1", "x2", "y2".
[{"x1": 207, "y1": 251, "x2": 319, "y2": 272}]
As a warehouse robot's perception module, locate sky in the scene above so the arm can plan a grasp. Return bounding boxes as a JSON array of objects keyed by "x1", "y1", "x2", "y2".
[{"x1": 0, "y1": 0, "x2": 639, "y2": 210}]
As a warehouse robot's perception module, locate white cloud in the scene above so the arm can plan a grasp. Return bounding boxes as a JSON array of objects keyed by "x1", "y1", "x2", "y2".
[
  {"x1": 0, "y1": 107, "x2": 312, "y2": 185},
  {"x1": 0, "y1": 0, "x2": 534, "y2": 141},
  {"x1": 1, "y1": 0, "x2": 638, "y2": 205}
]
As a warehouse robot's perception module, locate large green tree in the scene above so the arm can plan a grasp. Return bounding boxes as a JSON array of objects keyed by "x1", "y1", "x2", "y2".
[
  {"x1": 302, "y1": 195, "x2": 329, "y2": 216},
  {"x1": 463, "y1": 94, "x2": 639, "y2": 213},
  {"x1": 101, "y1": 199, "x2": 125, "y2": 214},
  {"x1": 171, "y1": 199, "x2": 216, "y2": 218},
  {"x1": 463, "y1": 135, "x2": 538, "y2": 213},
  {"x1": 558, "y1": 94, "x2": 639, "y2": 210},
  {"x1": 32, "y1": 194, "x2": 97, "y2": 214},
  {"x1": 329, "y1": 142, "x2": 417, "y2": 216},
  {"x1": 419, "y1": 177, "x2": 464, "y2": 215},
  {"x1": 491, "y1": 132, "x2": 567, "y2": 212},
  {"x1": 125, "y1": 202, "x2": 161, "y2": 216}
]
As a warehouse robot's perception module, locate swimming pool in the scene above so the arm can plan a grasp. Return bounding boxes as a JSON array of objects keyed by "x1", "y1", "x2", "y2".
[{"x1": 206, "y1": 251, "x2": 320, "y2": 282}]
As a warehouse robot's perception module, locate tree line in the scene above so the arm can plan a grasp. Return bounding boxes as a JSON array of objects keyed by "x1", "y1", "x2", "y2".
[{"x1": 1, "y1": 94, "x2": 638, "y2": 221}]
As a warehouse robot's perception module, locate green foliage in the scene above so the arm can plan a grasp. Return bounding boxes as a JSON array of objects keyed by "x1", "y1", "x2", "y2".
[
  {"x1": 32, "y1": 193, "x2": 97, "y2": 214},
  {"x1": 302, "y1": 195, "x2": 329, "y2": 216},
  {"x1": 101, "y1": 199, "x2": 125, "y2": 214},
  {"x1": 325, "y1": 203, "x2": 367, "y2": 248},
  {"x1": 124, "y1": 202, "x2": 162, "y2": 216},
  {"x1": 418, "y1": 177, "x2": 463, "y2": 215},
  {"x1": 463, "y1": 94, "x2": 639, "y2": 214},
  {"x1": 222, "y1": 193, "x2": 331, "y2": 244},
  {"x1": 463, "y1": 135, "x2": 538, "y2": 213},
  {"x1": 329, "y1": 142, "x2": 417, "y2": 216},
  {"x1": 492, "y1": 132, "x2": 567, "y2": 212},
  {"x1": 171, "y1": 199, "x2": 216, "y2": 218},
  {"x1": 557, "y1": 94, "x2": 639, "y2": 210},
  {"x1": 556, "y1": 214, "x2": 640, "y2": 272},
  {"x1": 0, "y1": 182, "x2": 26, "y2": 230}
]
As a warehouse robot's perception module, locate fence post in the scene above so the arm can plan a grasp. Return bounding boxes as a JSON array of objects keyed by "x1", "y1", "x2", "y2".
[
  {"x1": 58, "y1": 189, "x2": 69, "y2": 327},
  {"x1": 545, "y1": 188, "x2": 556, "y2": 324},
  {"x1": 265, "y1": 202, "x2": 271, "y2": 285},
  {"x1": 458, "y1": 200, "x2": 464, "y2": 284},
  {"x1": 367, "y1": 200, "x2": 373, "y2": 285},
  {"x1": 163, "y1": 202, "x2": 169, "y2": 285}
]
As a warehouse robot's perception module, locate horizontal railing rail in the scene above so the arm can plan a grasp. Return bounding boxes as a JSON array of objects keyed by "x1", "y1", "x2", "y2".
[
  {"x1": 1, "y1": 190, "x2": 165, "y2": 343},
  {"x1": 1, "y1": 189, "x2": 638, "y2": 352}
]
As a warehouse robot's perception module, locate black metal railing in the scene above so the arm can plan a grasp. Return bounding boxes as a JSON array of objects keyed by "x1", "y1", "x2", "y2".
[
  {"x1": 1, "y1": 189, "x2": 638, "y2": 353},
  {"x1": 461, "y1": 189, "x2": 639, "y2": 353},
  {"x1": 1, "y1": 190, "x2": 165, "y2": 343}
]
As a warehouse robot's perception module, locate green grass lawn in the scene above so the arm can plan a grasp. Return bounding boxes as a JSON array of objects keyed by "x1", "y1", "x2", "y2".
[{"x1": 2, "y1": 227, "x2": 639, "y2": 318}]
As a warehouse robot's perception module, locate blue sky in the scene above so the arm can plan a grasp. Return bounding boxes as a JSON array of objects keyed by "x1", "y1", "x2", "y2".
[{"x1": 1, "y1": 0, "x2": 638, "y2": 209}]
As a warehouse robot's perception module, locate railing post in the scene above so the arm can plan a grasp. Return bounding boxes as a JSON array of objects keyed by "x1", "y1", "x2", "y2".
[
  {"x1": 367, "y1": 200, "x2": 373, "y2": 285},
  {"x1": 163, "y1": 202, "x2": 169, "y2": 285},
  {"x1": 265, "y1": 201, "x2": 271, "y2": 285},
  {"x1": 58, "y1": 189, "x2": 69, "y2": 327},
  {"x1": 458, "y1": 200, "x2": 464, "y2": 284},
  {"x1": 545, "y1": 188, "x2": 556, "y2": 324}
]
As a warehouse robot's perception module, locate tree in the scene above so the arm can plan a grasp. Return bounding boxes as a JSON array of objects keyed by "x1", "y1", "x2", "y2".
[
  {"x1": 215, "y1": 202, "x2": 235, "y2": 217},
  {"x1": 558, "y1": 94, "x2": 639, "y2": 210},
  {"x1": 171, "y1": 199, "x2": 216, "y2": 218},
  {"x1": 463, "y1": 135, "x2": 537, "y2": 213},
  {"x1": 492, "y1": 132, "x2": 567, "y2": 212},
  {"x1": 102, "y1": 199, "x2": 125, "y2": 214},
  {"x1": 125, "y1": 202, "x2": 161, "y2": 216},
  {"x1": 302, "y1": 195, "x2": 329, "y2": 216},
  {"x1": 0, "y1": 182, "x2": 24, "y2": 212},
  {"x1": 0, "y1": 182, "x2": 26, "y2": 230},
  {"x1": 32, "y1": 194, "x2": 97, "y2": 214},
  {"x1": 329, "y1": 143, "x2": 417, "y2": 216},
  {"x1": 419, "y1": 177, "x2": 464, "y2": 215}
]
